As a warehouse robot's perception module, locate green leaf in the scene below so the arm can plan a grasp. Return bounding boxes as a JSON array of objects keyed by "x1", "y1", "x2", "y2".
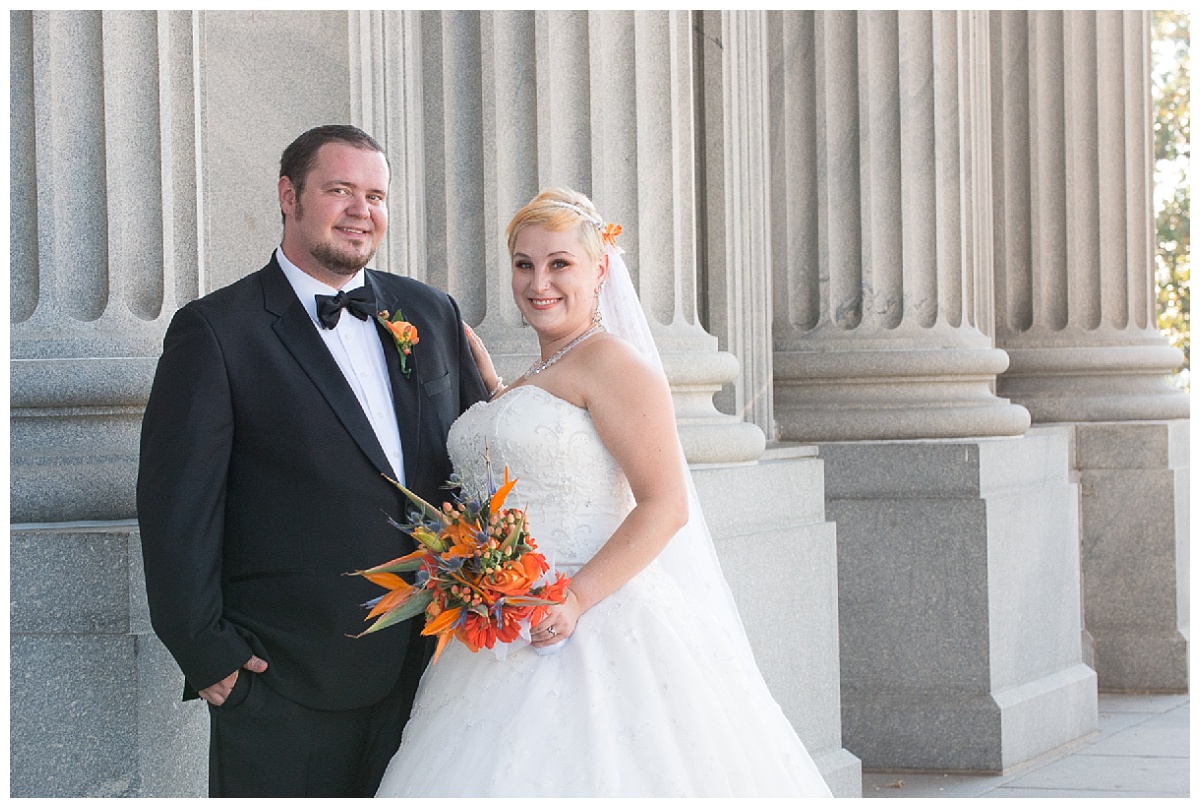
[
  {"x1": 382, "y1": 473, "x2": 449, "y2": 526},
  {"x1": 353, "y1": 590, "x2": 434, "y2": 637}
]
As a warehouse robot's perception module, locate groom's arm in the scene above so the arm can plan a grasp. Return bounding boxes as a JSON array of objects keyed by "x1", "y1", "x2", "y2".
[{"x1": 137, "y1": 304, "x2": 256, "y2": 694}]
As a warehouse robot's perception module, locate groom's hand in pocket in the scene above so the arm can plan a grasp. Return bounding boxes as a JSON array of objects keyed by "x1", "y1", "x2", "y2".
[{"x1": 198, "y1": 655, "x2": 268, "y2": 706}]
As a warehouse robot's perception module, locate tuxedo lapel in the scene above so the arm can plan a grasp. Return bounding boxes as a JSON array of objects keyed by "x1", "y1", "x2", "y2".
[
  {"x1": 261, "y1": 261, "x2": 395, "y2": 478},
  {"x1": 368, "y1": 272, "x2": 423, "y2": 486}
]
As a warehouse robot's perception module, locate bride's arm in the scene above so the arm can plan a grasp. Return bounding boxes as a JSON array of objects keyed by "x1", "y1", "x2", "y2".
[
  {"x1": 462, "y1": 323, "x2": 505, "y2": 398},
  {"x1": 531, "y1": 337, "x2": 690, "y2": 646}
]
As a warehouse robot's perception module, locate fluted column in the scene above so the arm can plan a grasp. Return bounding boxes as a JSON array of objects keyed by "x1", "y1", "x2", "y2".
[
  {"x1": 626, "y1": 11, "x2": 766, "y2": 462},
  {"x1": 395, "y1": 10, "x2": 763, "y2": 463},
  {"x1": 991, "y1": 10, "x2": 1187, "y2": 421},
  {"x1": 699, "y1": 11, "x2": 776, "y2": 438},
  {"x1": 10, "y1": 10, "x2": 201, "y2": 522},
  {"x1": 351, "y1": 11, "x2": 428, "y2": 288},
  {"x1": 768, "y1": 11, "x2": 1098, "y2": 772},
  {"x1": 991, "y1": 10, "x2": 1189, "y2": 692},
  {"x1": 770, "y1": 10, "x2": 1030, "y2": 441},
  {"x1": 10, "y1": 10, "x2": 211, "y2": 797}
]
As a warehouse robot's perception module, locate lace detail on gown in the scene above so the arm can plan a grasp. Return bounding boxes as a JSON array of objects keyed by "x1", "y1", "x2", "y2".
[
  {"x1": 446, "y1": 385, "x2": 634, "y2": 573},
  {"x1": 375, "y1": 385, "x2": 832, "y2": 798}
]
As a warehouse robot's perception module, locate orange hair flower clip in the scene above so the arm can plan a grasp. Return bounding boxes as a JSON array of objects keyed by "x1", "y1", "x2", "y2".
[{"x1": 600, "y1": 222, "x2": 622, "y2": 247}]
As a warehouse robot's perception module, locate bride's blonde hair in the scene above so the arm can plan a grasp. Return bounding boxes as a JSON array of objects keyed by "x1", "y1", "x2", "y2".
[{"x1": 505, "y1": 187, "x2": 606, "y2": 263}]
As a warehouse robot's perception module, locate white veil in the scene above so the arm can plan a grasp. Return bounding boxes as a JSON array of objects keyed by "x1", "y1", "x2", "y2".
[{"x1": 599, "y1": 245, "x2": 758, "y2": 660}]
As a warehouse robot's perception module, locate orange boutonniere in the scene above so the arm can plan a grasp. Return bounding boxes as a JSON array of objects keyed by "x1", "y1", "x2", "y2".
[
  {"x1": 376, "y1": 309, "x2": 419, "y2": 379},
  {"x1": 600, "y1": 222, "x2": 622, "y2": 247}
]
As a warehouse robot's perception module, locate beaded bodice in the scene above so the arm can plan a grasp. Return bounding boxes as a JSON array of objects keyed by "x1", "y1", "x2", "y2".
[{"x1": 447, "y1": 384, "x2": 635, "y2": 571}]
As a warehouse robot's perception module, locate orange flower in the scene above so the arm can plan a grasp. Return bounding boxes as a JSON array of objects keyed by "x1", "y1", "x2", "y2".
[
  {"x1": 493, "y1": 609, "x2": 524, "y2": 644},
  {"x1": 488, "y1": 559, "x2": 539, "y2": 597},
  {"x1": 376, "y1": 309, "x2": 419, "y2": 378},
  {"x1": 460, "y1": 611, "x2": 495, "y2": 650},
  {"x1": 601, "y1": 222, "x2": 622, "y2": 247},
  {"x1": 529, "y1": 573, "x2": 570, "y2": 626},
  {"x1": 520, "y1": 550, "x2": 549, "y2": 580},
  {"x1": 385, "y1": 319, "x2": 419, "y2": 351},
  {"x1": 419, "y1": 606, "x2": 463, "y2": 663},
  {"x1": 352, "y1": 453, "x2": 571, "y2": 659},
  {"x1": 442, "y1": 518, "x2": 482, "y2": 558},
  {"x1": 490, "y1": 468, "x2": 517, "y2": 514}
]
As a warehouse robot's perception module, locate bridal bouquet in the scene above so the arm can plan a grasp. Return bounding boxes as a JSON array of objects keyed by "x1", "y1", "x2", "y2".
[{"x1": 351, "y1": 455, "x2": 570, "y2": 663}]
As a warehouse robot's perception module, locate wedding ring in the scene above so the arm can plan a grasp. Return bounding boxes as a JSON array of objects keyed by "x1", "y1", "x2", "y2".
[{"x1": 548, "y1": 626, "x2": 557, "y2": 637}]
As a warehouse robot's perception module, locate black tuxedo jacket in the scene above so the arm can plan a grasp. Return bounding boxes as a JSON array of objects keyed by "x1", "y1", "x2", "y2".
[{"x1": 137, "y1": 256, "x2": 487, "y2": 711}]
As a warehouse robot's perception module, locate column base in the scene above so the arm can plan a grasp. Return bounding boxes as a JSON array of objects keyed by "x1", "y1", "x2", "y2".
[
  {"x1": 693, "y1": 446, "x2": 861, "y2": 796},
  {"x1": 844, "y1": 664, "x2": 1096, "y2": 773},
  {"x1": 774, "y1": 343, "x2": 1031, "y2": 441},
  {"x1": 822, "y1": 430, "x2": 1097, "y2": 771},
  {"x1": 1001, "y1": 344, "x2": 1190, "y2": 422},
  {"x1": 10, "y1": 356, "x2": 156, "y2": 522},
  {"x1": 1075, "y1": 419, "x2": 1190, "y2": 692}
]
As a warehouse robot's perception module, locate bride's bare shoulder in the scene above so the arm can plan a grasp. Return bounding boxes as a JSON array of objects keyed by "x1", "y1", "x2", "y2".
[
  {"x1": 576, "y1": 332, "x2": 669, "y2": 400},
  {"x1": 576, "y1": 332, "x2": 654, "y2": 373}
]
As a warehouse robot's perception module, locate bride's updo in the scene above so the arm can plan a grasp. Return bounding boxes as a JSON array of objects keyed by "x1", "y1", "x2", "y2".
[{"x1": 505, "y1": 187, "x2": 606, "y2": 263}]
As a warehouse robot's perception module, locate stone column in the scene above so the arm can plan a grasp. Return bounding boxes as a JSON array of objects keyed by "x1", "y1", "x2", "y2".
[
  {"x1": 11, "y1": 9, "x2": 201, "y2": 522},
  {"x1": 991, "y1": 11, "x2": 1187, "y2": 423},
  {"x1": 9, "y1": 10, "x2": 208, "y2": 796},
  {"x1": 695, "y1": 11, "x2": 860, "y2": 793},
  {"x1": 699, "y1": 11, "x2": 776, "y2": 438},
  {"x1": 350, "y1": 10, "x2": 431, "y2": 287},
  {"x1": 770, "y1": 11, "x2": 1030, "y2": 443},
  {"x1": 402, "y1": 11, "x2": 765, "y2": 465},
  {"x1": 990, "y1": 10, "x2": 1189, "y2": 690},
  {"x1": 767, "y1": 10, "x2": 1096, "y2": 772}
]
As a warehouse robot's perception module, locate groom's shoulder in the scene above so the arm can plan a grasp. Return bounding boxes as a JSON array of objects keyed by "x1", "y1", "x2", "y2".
[
  {"x1": 368, "y1": 269, "x2": 454, "y2": 307},
  {"x1": 172, "y1": 259, "x2": 278, "y2": 332},
  {"x1": 188, "y1": 258, "x2": 278, "y2": 309}
]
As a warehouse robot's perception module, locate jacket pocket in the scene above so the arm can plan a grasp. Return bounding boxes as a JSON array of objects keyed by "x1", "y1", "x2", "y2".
[
  {"x1": 422, "y1": 371, "x2": 451, "y2": 397},
  {"x1": 215, "y1": 668, "x2": 255, "y2": 710}
]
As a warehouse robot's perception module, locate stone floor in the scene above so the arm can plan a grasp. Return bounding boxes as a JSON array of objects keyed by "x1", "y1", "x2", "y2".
[{"x1": 861, "y1": 693, "x2": 1190, "y2": 798}]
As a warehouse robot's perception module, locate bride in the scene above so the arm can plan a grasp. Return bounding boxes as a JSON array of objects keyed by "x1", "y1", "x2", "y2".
[{"x1": 375, "y1": 188, "x2": 832, "y2": 797}]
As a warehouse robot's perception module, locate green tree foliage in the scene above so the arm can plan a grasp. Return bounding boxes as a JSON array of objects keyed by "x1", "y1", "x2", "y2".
[{"x1": 1152, "y1": 11, "x2": 1190, "y2": 389}]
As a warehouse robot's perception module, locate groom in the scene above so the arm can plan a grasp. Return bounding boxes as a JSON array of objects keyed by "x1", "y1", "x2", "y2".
[{"x1": 137, "y1": 125, "x2": 487, "y2": 796}]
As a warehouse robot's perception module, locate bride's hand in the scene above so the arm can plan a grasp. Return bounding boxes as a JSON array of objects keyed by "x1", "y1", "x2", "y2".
[
  {"x1": 531, "y1": 589, "x2": 582, "y2": 647},
  {"x1": 463, "y1": 323, "x2": 503, "y2": 397}
]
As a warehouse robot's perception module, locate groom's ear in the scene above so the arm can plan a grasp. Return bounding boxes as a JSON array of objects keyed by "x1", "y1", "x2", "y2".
[{"x1": 278, "y1": 175, "x2": 298, "y2": 222}]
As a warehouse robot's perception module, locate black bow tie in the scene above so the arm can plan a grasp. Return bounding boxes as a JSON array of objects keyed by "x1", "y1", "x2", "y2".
[{"x1": 315, "y1": 286, "x2": 376, "y2": 329}]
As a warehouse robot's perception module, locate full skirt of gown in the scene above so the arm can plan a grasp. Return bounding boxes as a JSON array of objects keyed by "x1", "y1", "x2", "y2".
[{"x1": 375, "y1": 385, "x2": 832, "y2": 797}]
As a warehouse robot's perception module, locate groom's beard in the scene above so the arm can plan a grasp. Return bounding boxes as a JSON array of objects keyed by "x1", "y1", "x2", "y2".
[
  {"x1": 296, "y1": 198, "x2": 379, "y2": 276},
  {"x1": 310, "y1": 240, "x2": 378, "y2": 276}
]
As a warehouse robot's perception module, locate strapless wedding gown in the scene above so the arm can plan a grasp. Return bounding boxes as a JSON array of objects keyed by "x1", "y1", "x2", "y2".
[{"x1": 375, "y1": 385, "x2": 832, "y2": 797}]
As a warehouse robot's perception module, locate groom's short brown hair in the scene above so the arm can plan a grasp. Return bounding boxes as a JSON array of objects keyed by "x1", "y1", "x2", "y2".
[{"x1": 278, "y1": 125, "x2": 387, "y2": 222}]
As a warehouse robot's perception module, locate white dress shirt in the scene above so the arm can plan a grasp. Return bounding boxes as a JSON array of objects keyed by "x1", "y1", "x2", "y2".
[{"x1": 276, "y1": 247, "x2": 406, "y2": 484}]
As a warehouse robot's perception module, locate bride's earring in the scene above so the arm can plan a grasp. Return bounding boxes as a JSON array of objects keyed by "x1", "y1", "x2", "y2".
[{"x1": 592, "y1": 287, "x2": 604, "y2": 326}]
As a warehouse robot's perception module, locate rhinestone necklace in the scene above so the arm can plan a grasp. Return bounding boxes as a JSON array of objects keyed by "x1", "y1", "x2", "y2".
[{"x1": 521, "y1": 324, "x2": 605, "y2": 379}]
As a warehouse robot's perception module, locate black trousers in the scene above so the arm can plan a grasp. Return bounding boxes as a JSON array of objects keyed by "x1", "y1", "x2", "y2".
[{"x1": 207, "y1": 636, "x2": 429, "y2": 797}]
